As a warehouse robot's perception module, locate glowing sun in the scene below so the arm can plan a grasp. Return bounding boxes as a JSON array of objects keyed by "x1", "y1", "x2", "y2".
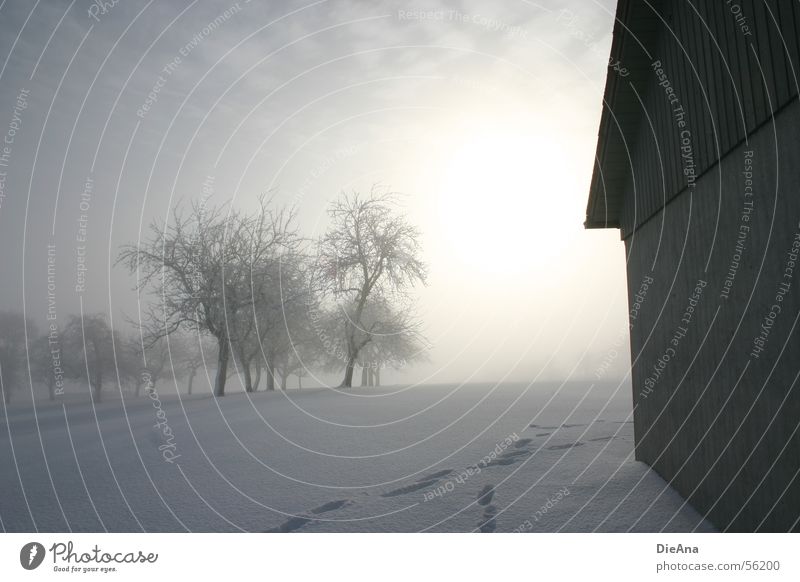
[{"x1": 437, "y1": 128, "x2": 577, "y2": 276}]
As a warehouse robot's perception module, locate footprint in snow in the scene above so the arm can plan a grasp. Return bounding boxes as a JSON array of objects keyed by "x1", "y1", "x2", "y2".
[
  {"x1": 381, "y1": 479, "x2": 438, "y2": 498},
  {"x1": 416, "y1": 469, "x2": 453, "y2": 481},
  {"x1": 266, "y1": 516, "x2": 311, "y2": 533},
  {"x1": 477, "y1": 485, "x2": 495, "y2": 506},
  {"x1": 478, "y1": 504, "x2": 498, "y2": 533},
  {"x1": 266, "y1": 498, "x2": 354, "y2": 531},
  {"x1": 311, "y1": 499, "x2": 351, "y2": 514},
  {"x1": 483, "y1": 447, "x2": 533, "y2": 468},
  {"x1": 546, "y1": 442, "x2": 585, "y2": 451},
  {"x1": 514, "y1": 438, "x2": 533, "y2": 448},
  {"x1": 485, "y1": 457, "x2": 519, "y2": 468}
]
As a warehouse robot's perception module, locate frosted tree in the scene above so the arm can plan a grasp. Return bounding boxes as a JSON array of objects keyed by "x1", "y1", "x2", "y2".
[
  {"x1": 127, "y1": 335, "x2": 187, "y2": 397},
  {"x1": 317, "y1": 187, "x2": 427, "y2": 388},
  {"x1": 118, "y1": 197, "x2": 297, "y2": 397},
  {"x1": 171, "y1": 332, "x2": 217, "y2": 395},
  {"x1": 62, "y1": 313, "x2": 118, "y2": 403},
  {"x1": 30, "y1": 333, "x2": 59, "y2": 401},
  {"x1": 0, "y1": 311, "x2": 35, "y2": 404},
  {"x1": 227, "y1": 245, "x2": 312, "y2": 392},
  {"x1": 357, "y1": 300, "x2": 428, "y2": 387}
]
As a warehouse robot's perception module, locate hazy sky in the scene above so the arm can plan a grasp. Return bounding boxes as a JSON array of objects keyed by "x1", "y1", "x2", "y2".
[{"x1": 0, "y1": 0, "x2": 629, "y2": 386}]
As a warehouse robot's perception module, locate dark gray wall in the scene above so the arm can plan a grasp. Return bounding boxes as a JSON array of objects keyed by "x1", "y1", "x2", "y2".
[
  {"x1": 617, "y1": 0, "x2": 800, "y2": 238},
  {"x1": 624, "y1": 97, "x2": 800, "y2": 532}
]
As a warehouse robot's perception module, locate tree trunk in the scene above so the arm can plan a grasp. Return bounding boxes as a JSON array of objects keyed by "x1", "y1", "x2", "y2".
[
  {"x1": 241, "y1": 354, "x2": 253, "y2": 393},
  {"x1": 375, "y1": 366, "x2": 380, "y2": 387},
  {"x1": 91, "y1": 342, "x2": 103, "y2": 402},
  {"x1": 361, "y1": 365, "x2": 368, "y2": 387},
  {"x1": 281, "y1": 373, "x2": 287, "y2": 391},
  {"x1": 266, "y1": 356, "x2": 276, "y2": 391},
  {"x1": 252, "y1": 362, "x2": 262, "y2": 392},
  {"x1": 367, "y1": 366, "x2": 374, "y2": 387},
  {"x1": 93, "y1": 377, "x2": 102, "y2": 403},
  {"x1": 214, "y1": 337, "x2": 229, "y2": 397},
  {"x1": 298, "y1": 375, "x2": 302, "y2": 389},
  {"x1": 187, "y1": 367, "x2": 196, "y2": 395},
  {"x1": 341, "y1": 355, "x2": 356, "y2": 388}
]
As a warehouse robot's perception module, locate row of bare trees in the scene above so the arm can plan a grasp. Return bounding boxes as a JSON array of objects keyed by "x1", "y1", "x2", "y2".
[
  {"x1": 0, "y1": 311, "x2": 214, "y2": 404},
  {"x1": 0, "y1": 188, "x2": 428, "y2": 403},
  {"x1": 117, "y1": 186, "x2": 428, "y2": 397}
]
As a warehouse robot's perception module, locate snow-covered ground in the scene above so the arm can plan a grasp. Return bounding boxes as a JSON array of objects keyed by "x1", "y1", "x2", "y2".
[{"x1": 0, "y1": 381, "x2": 715, "y2": 532}]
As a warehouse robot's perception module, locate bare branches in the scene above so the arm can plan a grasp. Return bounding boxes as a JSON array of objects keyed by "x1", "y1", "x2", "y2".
[
  {"x1": 117, "y1": 196, "x2": 301, "y2": 396},
  {"x1": 115, "y1": 182, "x2": 427, "y2": 394},
  {"x1": 316, "y1": 185, "x2": 428, "y2": 387},
  {"x1": 318, "y1": 186, "x2": 427, "y2": 299}
]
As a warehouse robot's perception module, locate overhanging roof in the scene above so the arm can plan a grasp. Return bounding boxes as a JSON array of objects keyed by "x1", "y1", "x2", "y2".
[{"x1": 585, "y1": 0, "x2": 666, "y2": 230}]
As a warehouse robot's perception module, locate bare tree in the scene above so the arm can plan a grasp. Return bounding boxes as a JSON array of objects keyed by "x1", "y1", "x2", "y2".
[
  {"x1": 295, "y1": 366, "x2": 308, "y2": 389},
  {"x1": 358, "y1": 303, "x2": 429, "y2": 387},
  {"x1": 30, "y1": 332, "x2": 64, "y2": 401},
  {"x1": 227, "y1": 261, "x2": 277, "y2": 393},
  {"x1": 127, "y1": 335, "x2": 182, "y2": 397},
  {"x1": 170, "y1": 332, "x2": 217, "y2": 395},
  {"x1": 228, "y1": 246, "x2": 300, "y2": 392},
  {"x1": 317, "y1": 187, "x2": 427, "y2": 387},
  {"x1": 0, "y1": 311, "x2": 35, "y2": 404},
  {"x1": 62, "y1": 313, "x2": 117, "y2": 403},
  {"x1": 118, "y1": 197, "x2": 297, "y2": 397},
  {"x1": 274, "y1": 345, "x2": 313, "y2": 391},
  {"x1": 230, "y1": 248, "x2": 318, "y2": 392},
  {"x1": 268, "y1": 253, "x2": 320, "y2": 391}
]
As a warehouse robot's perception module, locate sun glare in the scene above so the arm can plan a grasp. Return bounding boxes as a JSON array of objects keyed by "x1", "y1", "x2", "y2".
[{"x1": 436, "y1": 128, "x2": 577, "y2": 277}]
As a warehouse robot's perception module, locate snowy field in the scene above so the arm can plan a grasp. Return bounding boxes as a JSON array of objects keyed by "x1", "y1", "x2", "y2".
[{"x1": 0, "y1": 382, "x2": 715, "y2": 532}]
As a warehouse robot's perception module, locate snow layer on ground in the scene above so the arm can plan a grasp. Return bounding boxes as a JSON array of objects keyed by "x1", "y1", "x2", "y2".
[{"x1": 0, "y1": 381, "x2": 715, "y2": 532}]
